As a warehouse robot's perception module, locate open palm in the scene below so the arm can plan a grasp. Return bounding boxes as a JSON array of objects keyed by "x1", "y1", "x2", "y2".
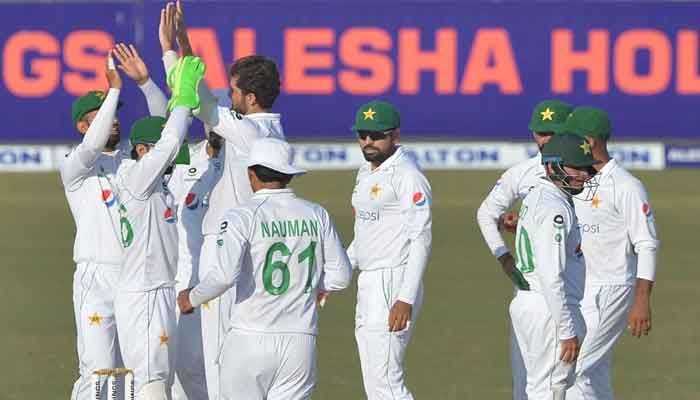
[{"x1": 113, "y1": 43, "x2": 149, "y2": 85}]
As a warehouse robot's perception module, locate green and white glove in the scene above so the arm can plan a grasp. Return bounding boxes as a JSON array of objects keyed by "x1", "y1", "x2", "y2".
[{"x1": 167, "y1": 56, "x2": 206, "y2": 114}]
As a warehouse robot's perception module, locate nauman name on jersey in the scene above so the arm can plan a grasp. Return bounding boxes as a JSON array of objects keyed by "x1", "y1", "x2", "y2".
[{"x1": 261, "y1": 219, "x2": 319, "y2": 239}]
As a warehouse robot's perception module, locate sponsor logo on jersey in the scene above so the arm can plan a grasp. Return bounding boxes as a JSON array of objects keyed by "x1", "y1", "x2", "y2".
[
  {"x1": 102, "y1": 189, "x2": 116, "y2": 207},
  {"x1": 413, "y1": 192, "x2": 427, "y2": 206},
  {"x1": 187, "y1": 167, "x2": 197, "y2": 176},
  {"x1": 578, "y1": 223, "x2": 601, "y2": 234},
  {"x1": 642, "y1": 202, "x2": 652, "y2": 217},
  {"x1": 356, "y1": 208, "x2": 380, "y2": 222},
  {"x1": 185, "y1": 193, "x2": 198, "y2": 210},
  {"x1": 164, "y1": 208, "x2": 176, "y2": 223},
  {"x1": 575, "y1": 243, "x2": 583, "y2": 258}
]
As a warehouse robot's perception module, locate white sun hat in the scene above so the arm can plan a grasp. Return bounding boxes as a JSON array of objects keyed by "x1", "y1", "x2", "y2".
[{"x1": 246, "y1": 137, "x2": 306, "y2": 176}]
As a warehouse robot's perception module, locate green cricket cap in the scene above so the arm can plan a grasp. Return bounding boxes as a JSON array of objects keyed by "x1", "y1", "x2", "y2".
[
  {"x1": 71, "y1": 90, "x2": 123, "y2": 125},
  {"x1": 352, "y1": 100, "x2": 400, "y2": 132},
  {"x1": 528, "y1": 100, "x2": 572, "y2": 133},
  {"x1": 541, "y1": 132, "x2": 601, "y2": 168},
  {"x1": 130, "y1": 116, "x2": 190, "y2": 164},
  {"x1": 563, "y1": 106, "x2": 611, "y2": 141}
]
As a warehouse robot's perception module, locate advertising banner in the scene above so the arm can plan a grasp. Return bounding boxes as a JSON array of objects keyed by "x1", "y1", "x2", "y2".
[{"x1": 2, "y1": 2, "x2": 700, "y2": 141}]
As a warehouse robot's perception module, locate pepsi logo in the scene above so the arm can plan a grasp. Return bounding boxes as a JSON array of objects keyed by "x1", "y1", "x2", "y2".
[
  {"x1": 164, "y1": 208, "x2": 176, "y2": 223},
  {"x1": 413, "y1": 192, "x2": 427, "y2": 206},
  {"x1": 102, "y1": 190, "x2": 116, "y2": 207},
  {"x1": 185, "y1": 193, "x2": 199, "y2": 210}
]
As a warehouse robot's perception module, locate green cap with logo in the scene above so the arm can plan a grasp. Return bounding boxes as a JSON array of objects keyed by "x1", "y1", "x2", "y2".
[
  {"x1": 542, "y1": 132, "x2": 601, "y2": 168},
  {"x1": 129, "y1": 116, "x2": 190, "y2": 164},
  {"x1": 528, "y1": 100, "x2": 572, "y2": 133},
  {"x1": 71, "y1": 90, "x2": 123, "y2": 125},
  {"x1": 563, "y1": 106, "x2": 611, "y2": 141},
  {"x1": 352, "y1": 100, "x2": 400, "y2": 132}
]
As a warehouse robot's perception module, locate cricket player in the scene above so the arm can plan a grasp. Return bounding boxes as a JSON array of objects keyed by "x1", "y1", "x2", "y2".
[
  {"x1": 160, "y1": 4, "x2": 287, "y2": 396},
  {"x1": 112, "y1": 55, "x2": 204, "y2": 399},
  {"x1": 561, "y1": 108, "x2": 660, "y2": 400},
  {"x1": 177, "y1": 137, "x2": 353, "y2": 399},
  {"x1": 476, "y1": 100, "x2": 573, "y2": 399},
  {"x1": 347, "y1": 100, "x2": 432, "y2": 400},
  {"x1": 62, "y1": 53, "x2": 126, "y2": 400},
  {"x1": 510, "y1": 133, "x2": 599, "y2": 400},
  {"x1": 168, "y1": 132, "x2": 223, "y2": 400}
]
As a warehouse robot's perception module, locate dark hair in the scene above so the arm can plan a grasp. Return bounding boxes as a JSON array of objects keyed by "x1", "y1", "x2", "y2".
[
  {"x1": 131, "y1": 147, "x2": 138, "y2": 160},
  {"x1": 230, "y1": 56, "x2": 280, "y2": 109},
  {"x1": 250, "y1": 165, "x2": 292, "y2": 185}
]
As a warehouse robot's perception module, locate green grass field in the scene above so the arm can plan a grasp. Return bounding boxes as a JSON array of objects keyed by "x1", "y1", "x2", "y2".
[{"x1": 2, "y1": 170, "x2": 699, "y2": 399}]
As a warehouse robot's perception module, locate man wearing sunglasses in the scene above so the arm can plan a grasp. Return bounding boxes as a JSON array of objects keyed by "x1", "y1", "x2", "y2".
[{"x1": 347, "y1": 100, "x2": 432, "y2": 400}]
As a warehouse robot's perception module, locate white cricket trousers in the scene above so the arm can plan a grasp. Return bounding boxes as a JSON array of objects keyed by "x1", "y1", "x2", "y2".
[
  {"x1": 199, "y1": 234, "x2": 233, "y2": 400},
  {"x1": 71, "y1": 262, "x2": 122, "y2": 400},
  {"x1": 355, "y1": 266, "x2": 423, "y2": 400},
  {"x1": 510, "y1": 290, "x2": 585, "y2": 399},
  {"x1": 172, "y1": 266, "x2": 208, "y2": 400},
  {"x1": 218, "y1": 329, "x2": 317, "y2": 400},
  {"x1": 510, "y1": 320, "x2": 528, "y2": 400},
  {"x1": 567, "y1": 285, "x2": 634, "y2": 400},
  {"x1": 115, "y1": 286, "x2": 177, "y2": 399}
]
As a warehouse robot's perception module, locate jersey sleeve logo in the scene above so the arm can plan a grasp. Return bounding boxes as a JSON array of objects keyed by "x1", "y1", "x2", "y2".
[
  {"x1": 413, "y1": 192, "x2": 427, "y2": 206},
  {"x1": 185, "y1": 193, "x2": 199, "y2": 210},
  {"x1": 642, "y1": 202, "x2": 652, "y2": 217},
  {"x1": 102, "y1": 189, "x2": 116, "y2": 207},
  {"x1": 164, "y1": 208, "x2": 176, "y2": 224}
]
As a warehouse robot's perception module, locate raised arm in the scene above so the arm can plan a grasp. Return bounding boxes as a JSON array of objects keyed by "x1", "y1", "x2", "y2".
[
  {"x1": 123, "y1": 107, "x2": 190, "y2": 198},
  {"x1": 60, "y1": 52, "x2": 121, "y2": 189},
  {"x1": 113, "y1": 43, "x2": 168, "y2": 117}
]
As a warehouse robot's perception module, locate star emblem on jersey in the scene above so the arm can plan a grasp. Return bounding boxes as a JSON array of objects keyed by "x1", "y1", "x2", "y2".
[
  {"x1": 95, "y1": 91, "x2": 105, "y2": 100},
  {"x1": 591, "y1": 195, "x2": 601, "y2": 208},
  {"x1": 202, "y1": 301, "x2": 210, "y2": 310},
  {"x1": 370, "y1": 184, "x2": 381, "y2": 199},
  {"x1": 88, "y1": 312, "x2": 102, "y2": 326},
  {"x1": 580, "y1": 141, "x2": 592, "y2": 155},
  {"x1": 540, "y1": 107, "x2": 555, "y2": 121},
  {"x1": 363, "y1": 107, "x2": 377, "y2": 120},
  {"x1": 159, "y1": 333, "x2": 169, "y2": 346}
]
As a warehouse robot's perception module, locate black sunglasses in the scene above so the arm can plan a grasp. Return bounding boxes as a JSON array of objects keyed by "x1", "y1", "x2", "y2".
[{"x1": 357, "y1": 129, "x2": 394, "y2": 141}]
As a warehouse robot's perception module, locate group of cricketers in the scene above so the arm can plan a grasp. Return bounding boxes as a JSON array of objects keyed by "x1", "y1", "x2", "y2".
[
  {"x1": 477, "y1": 101, "x2": 659, "y2": 399},
  {"x1": 60, "y1": 1, "x2": 658, "y2": 399},
  {"x1": 62, "y1": 2, "x2": 430, "y2": 399}
]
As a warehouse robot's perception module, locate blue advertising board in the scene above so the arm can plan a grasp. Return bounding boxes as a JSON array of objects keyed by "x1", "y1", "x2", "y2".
[{"x1": 2, "y1": 1, "x2": 700, "y2": 142}]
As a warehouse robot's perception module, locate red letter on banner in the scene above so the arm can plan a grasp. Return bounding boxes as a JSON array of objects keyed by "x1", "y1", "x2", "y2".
[
  {"x1": 551, "y1": 29, "x2": 609, "y2": 94},
  {"x1": 398, "y1": 28, "x2": 457, "y2": 94},
  {"x1": 677, "y1": 30, "x2": 700, "y2": 94},
  {"x1": 614, "y1": 29, "x2": 671, "y2": 95},
  {"x1": 64, "y1": 30, "x2": 114, "y2": 95},
  {"x1": 339, "y1": 28, "x2": 393, "y2": 95},
  {"x1": 188, "y1": 28, "x2": 227, "y2": 89},
  {"x1": 461, "y1": 28, "x2": 522, "y2": 94},
  {"x1": 3, "y1": 31, "x2": 60, "y2": 97},
  {"x1": 233, "y1": 28, "x2": 256, "y2": 61},
  {"x1": 284, "y1": 28, "x2": 335, "y2": 94}
]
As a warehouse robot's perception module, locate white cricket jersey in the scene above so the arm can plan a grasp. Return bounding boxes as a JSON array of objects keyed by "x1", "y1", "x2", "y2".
[
  {"x1": 168, "y1": 141, "x2": 222, "y2": 286},
  {"x1": 60, "y1": 88, "x2": 125, "y2": 266},
  {"x1": 477, "y1": 154, "x2": 545, "y2": 258},
  {"x1": 515, "y1": 180, "x2": 585, "y2": 340},
  {"x1": 113, "y1": 107, "x2": 190, "y2": 291},
  {"x1": 190, "y1": 188, "x2": 353, "y2": 335},
  {"x1": 348, "y1": 146, "x2": 432, "y2": 304},
  {"x1": 162, "y1": 50, "x2": 285, "y2": 235},
  {"x1": 200, "y1": 111, "x2": 285, "y2": 235},
  {"x1": 573, "y1": 159, "x2": 660, "y2": 285}
]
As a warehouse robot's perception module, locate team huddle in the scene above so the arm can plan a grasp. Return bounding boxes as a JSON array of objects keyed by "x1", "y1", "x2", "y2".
[{"x1": 61, "y1": 2, "x2": 658, "y2": 400}]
